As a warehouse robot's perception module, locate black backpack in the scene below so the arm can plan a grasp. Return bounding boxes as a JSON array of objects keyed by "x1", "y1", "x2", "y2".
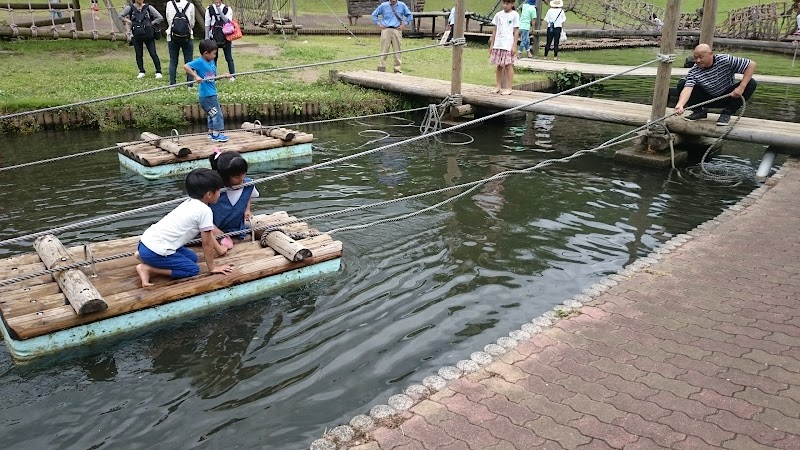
[
  {"x1": 170, "y1": 0, "x2": 191, "y2": 42},
  {"x1": 130, "y1": 3, "x2": 155, "y2": 40},
  {"x1": 208, "y1": 5, "x2": 229, "y2": 46}
]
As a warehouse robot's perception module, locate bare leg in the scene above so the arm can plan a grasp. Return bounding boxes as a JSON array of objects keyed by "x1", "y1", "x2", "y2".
[
  {"x1": 134, "y1": 251, "x2": 142, "y2": 263},
  {"x1": 494, "y1": 66, "x2": 503, "y2": 93},
  {"x1": 136, "y1": 263, "x2": 171, "y2": 287},
  {"x1": 501, "y1": 65, "x2": 514, "y2": 95}
]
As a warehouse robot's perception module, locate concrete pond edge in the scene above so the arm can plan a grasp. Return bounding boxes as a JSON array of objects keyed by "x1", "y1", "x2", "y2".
[{"x1": 309, "y1": 160, "x2": 794, "y2": 450}]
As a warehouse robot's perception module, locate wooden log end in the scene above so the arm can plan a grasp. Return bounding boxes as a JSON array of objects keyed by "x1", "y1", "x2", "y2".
[
  {"x1": 293, "y1": 248, "x2": 313, "y2": 262},
  {"x1": 177, "y1": 148, "x2": 192, "y2": 157},
  {"x1": 78, "y1": 298, "x2": 109, "y2": 314}
]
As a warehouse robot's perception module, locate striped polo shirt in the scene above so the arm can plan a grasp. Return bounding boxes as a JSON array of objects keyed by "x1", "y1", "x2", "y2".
[{"x1": 685, "y1": 54, "x2": 752, "y2": 96}]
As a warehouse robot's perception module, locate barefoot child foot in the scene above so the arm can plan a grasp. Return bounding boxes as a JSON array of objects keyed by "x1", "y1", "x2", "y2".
[
  {"x1": 500, "y1": 89, "x2": 513, "y2": 95},
  {"x1": 136, "y1": 263, "x2": 154, "y2": 287},
  {"x1": 493, "y1": 87, "x2": 501, "y2": 93}
]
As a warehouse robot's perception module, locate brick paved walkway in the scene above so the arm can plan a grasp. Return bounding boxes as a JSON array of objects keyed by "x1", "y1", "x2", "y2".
[{"x1": 345, "y1": 159, "x2": 800, "y2": 450}]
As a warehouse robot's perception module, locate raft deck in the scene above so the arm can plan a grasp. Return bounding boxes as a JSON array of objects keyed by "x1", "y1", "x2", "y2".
[
  {"x1": 118, "y1": 126, "x2": 314, "y2": 179},
  {"x1": 0, "y1": 211, "x2": 342, "y2": 361}
]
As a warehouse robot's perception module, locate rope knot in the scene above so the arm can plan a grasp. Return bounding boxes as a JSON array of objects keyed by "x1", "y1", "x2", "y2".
[
  {"x1": 450, "y1": 94, "x2": 463, "y2": 107},
  {"x1": 656, "y1": 53, "x2": 676, "y2": 64},
  {"x1": 30, "y1": 25, "x2": 38, "y2": 37},
  {"x1": 9, "y1": 23, "x2": 19, "y2": 38},
  {"x1": 92, "y1": 30, "x2": 99, "y2": 40}
]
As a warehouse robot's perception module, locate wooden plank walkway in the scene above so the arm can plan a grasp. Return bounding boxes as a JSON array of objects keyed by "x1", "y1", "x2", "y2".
[
  {"x1": 514, "y1": 60, "x2": 800, "y2": 87},
  {"x1": 336, "y1": 71, "x2": 799, "y2": 150}
]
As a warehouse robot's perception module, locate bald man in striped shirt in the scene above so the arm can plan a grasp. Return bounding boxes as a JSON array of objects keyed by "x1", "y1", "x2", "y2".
[{"x1": 674, "y1": 44, "x2": 757, "y2": 126}]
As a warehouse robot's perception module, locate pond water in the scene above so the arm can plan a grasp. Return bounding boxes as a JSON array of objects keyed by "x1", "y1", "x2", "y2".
[{"x1": 0, "y1": 86, "x2": 788, "y2": 448}]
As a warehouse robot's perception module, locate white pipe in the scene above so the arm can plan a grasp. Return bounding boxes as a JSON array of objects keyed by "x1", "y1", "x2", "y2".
[{"x1": 756, "y1": 147, "x2": 777, "y2": 179}]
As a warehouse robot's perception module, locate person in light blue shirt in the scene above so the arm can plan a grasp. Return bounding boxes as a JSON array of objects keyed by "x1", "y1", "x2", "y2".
[
  {"x1": 371, "y1": 0, "x2": 413, "y2": 73},
  {"x1": 185, "y1": 39, "x2": 232, "y2": 142}
]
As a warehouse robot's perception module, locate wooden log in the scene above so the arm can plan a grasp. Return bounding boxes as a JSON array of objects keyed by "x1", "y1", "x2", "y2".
[
  {"x1": 6, "y1": 2, "x2": 74, "y2": 8},
  {"x1": 13, "y1": 17, "x2": 73, "y2": 28},
  {"x1": 32, "y1": 235, "x2": 107, "y2": 315},
  {"x1": 140, "y1": 132, "x2": 192, "y2": 157},
  {"x1": 448, "y1": 104, "x2": 474, "y2": 118},
  {"x1": 262, "y1": 231, "x2": 313, "y2": 262},
  {"x1": 240, "y1": 122, "x2": 296, "y2": 141}
]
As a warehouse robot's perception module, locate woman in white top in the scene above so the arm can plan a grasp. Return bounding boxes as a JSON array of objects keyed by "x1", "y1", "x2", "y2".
[
  {"x1": 205, "y1": 0, "x2": 236, "y2": 81},
  {"x1": 543, "y1": 0, "x2": 566, "y2": 60}
]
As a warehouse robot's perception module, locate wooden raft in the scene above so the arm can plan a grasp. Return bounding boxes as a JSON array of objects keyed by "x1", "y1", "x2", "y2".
[
  {"x1": 118, "y1": 128, "x2": 313, "y2": 167},
  {"x1": 0, "y1": 211, "x2": 342, "y2": 341}
]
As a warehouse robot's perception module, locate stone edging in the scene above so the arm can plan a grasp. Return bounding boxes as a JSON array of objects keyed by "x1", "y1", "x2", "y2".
[{"x1": 308, "y1": 160, "x2": 793, "y2": 450}]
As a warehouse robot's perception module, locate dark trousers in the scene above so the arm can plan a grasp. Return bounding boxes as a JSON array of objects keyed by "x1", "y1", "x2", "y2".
[
  {"x1": 168, "y1": 38, "x2": 194, "y2": 85},
  {"x1": 214, "y1": 41, "x2": 236, "y2": 74},
  {"x1": 544, "y1": 27, "x2": 561, "y2": 57},
  {"x1": 133, "y1": 38, "x2": 161, "y2": 74},
  {"x1": 676, "y1": 78, "x2": 757, "y2": 112}
]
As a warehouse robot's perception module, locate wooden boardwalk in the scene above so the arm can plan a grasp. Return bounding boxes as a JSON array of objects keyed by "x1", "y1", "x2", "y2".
[
  {"x1": 336, "y1": 71, "x2": 799, "y2": 151},
  {"x1": 514, "y1": 60, "x2": 800, "y2": 87}
]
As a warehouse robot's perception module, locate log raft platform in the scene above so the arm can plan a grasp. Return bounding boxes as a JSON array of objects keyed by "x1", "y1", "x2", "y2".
[
  {"x1": 0, "y1": 211, "x2": 342, "y2": 362},
  {"x1": 335, "y1": 71, "x2": 800, "y2": 153},
  {"x1": 514, "y1": 60, "x2": 800, "y2": 86},
  {"x1": 118, "y1": 126, "x2": 314, "y2": 179}
]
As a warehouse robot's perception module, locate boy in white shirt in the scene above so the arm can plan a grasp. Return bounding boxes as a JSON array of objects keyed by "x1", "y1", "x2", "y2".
[{"x1": 136, "y1": 168, "x2": 234, "y2": 287}]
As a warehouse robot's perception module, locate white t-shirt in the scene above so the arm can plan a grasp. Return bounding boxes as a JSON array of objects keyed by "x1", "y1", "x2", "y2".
[
  {"x1": 544, "y1": 8, "x2": 566, "y2": 28},
  {"x1": 491, "y1": 10, "x2": 520, "y2": 51},
  {"x1": 140, "y1": 198, "x2": 214, "y2": 256},
  {"x1": 225, "y1": 185, "x2": 259, "y2": 206}
]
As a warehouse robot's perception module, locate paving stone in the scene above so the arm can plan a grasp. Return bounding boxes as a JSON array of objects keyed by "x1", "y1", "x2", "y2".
[
  {"x1": 482, "y1": 415, "x2": 546, "y2": 448},
  {"x1": 556, "y1": 376, "x2": 616, "y2": 401},
  {"x1": 519, "y1": 373, "x2": 574, "y2": 403},
  {"x1": 706, "y1": 410, "x2": 787, "y2": 446},
  {"x1": 564, "y1": 393, "x2": 627, "y2": 424},
  {"x1": 449, "y1": 378, "x2": 494, "y2": 403},
  {"x1": 754, "y1": 407, "x2": 800, "y2": 434},
  {"x1": 398, "y1": 415, "x2": 455, "y2": 450},
  {"x1": 676, "y1": 370, "x2": 744, "y2": 397},
  {"x1": 440, "y1": 393, "x2": 497, "y2": 425},
  {"x1": 570, "y1": 415, "x2": 638, "y2": 449},
  {"x1": 482, "y1": 391, "x2": 541, "y2": 426},
  {"x1": 736, "y1": 387, "x2": 800, "y2": 418},
  {"x1": 612, "y1": 413, "x2": 686, "y2": 447},
  {"x1": 672, "y1": 435, "x2": 722, "y2": 450},
  {"x1": 646, "y1": 391, "x2": 715, "y2": 420},
  {"x1": 743, "y1": 349, "x2": 800, "y2": 372},
  {"x1": 597, "y1": 374, "x2": 659, "y2": 400},
  {"x1": 484, "y1": 361, "x2": 527, "y2": 383},
  {"x1": 410, "y1": 399, "x2": 456, "y2": 426},
  {"x1": 658, "y1": 411, "x2": 735, "y2": 447},
  {"x1": 689, "y1": 388, "x2": 763, "y2": 419},
  {"x1": 438, "y1": 415, "x2": 500, "y2": 450},
  {"x1": 722, "y1": 434, "x2": 780, "y2": 450},
  {"x1": 704, "y1": 351, "x2": 768, "y2": 375},
  {"x1": 638, "y1": 373, "x2": 701, "y2": 399},
  {"x1": 371, "y1": 425, "x2": 425, "y2": 449},
  {"x1": 605, "y1": 393, "x2": 669, "y2": 422},
  {"x1": 525, "y1": 416, "x2": 592, "y2": 449},
  {"x1": 520, "y1": 394, "x2": 583, "y2": 424},
  {"x1": 480, "y1": 377, "x2": 535, "y2": 404}
]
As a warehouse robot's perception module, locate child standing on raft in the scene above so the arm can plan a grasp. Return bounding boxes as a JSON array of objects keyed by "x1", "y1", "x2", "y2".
[
  {"x1": 185, "y1": 39, "x2": 231, "y2": 143},
  {"x1": 209, "y1": 150, "x2": 260, "y2": 247},
  {"x1": 489, "y1": 0, "x2": 520, "y2": 95},
  {"x1": 136, "y1": 168, "x2": 233, "y2": 287}
]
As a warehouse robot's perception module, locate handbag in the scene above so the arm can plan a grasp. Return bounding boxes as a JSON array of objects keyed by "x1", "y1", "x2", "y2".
[
  {"x1": 560, "y1": 30, "x2": 567, "y2": 43},
  {"x1": 222, "y1": 21, "x2": 235, "y2": 35},
  {"x1": 225, "y1": 20, "x2": 242, "y2": 41}
]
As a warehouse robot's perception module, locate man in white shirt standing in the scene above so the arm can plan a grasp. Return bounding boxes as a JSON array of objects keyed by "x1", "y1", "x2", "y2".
[{"x1": 166, "y1": 0, "x2": 196, "y2": 87}]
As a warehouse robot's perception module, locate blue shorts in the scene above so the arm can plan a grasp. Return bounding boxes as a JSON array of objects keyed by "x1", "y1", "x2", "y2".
[
  {"x1": 199, "y1": 95, "x2": 224, "y2": 131},
  {"x1": 137, "y1": 241, "x2": 200, "y2": 279}
]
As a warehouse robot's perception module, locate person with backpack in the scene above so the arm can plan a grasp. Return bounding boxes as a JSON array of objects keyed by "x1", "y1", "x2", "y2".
[
  {"x1": 120, "y1": 0, "x2": 164, "y2": 79},
  {"x1": 542, "y1": 0, "x2": 566, "y2": 61},
  {"x1": 166, "y1": 0, "x2": 196, "y2": 87},
  {"x1": 205, "y1": 0, "x2": 236, "y2": 82}
]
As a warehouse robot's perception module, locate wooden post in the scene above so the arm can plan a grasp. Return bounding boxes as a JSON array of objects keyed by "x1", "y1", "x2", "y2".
[
  {"x1": 532, "y1": 0, "x2": 543, "y2": 58},
  {"x1": 291, "y1": 0, "x2": 298, "y2": 36},
  {"x1": 72, "y1": 0, "x2": 83, "y2": 31},
  {"x1": 449, "y1": 0, "x2": 466, "y2": 96},
  {"x1": 649, "y1": 0, "x2": 682, "y2": 123},
  {"x1": 699, "y1": 0, "x2": 717, "y2": 46},
  {"x1": 33, "y1": 235, "x2": 108, "y2": 315}
]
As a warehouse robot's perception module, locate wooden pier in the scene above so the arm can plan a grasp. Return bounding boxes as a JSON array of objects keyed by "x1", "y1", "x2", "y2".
[
  {"x1": 515, "y1": 60, "x2": 800, "y2": 87},
  {"x1": 0, "y1": 211, "x2": 342, "y2": 361},
  {"x1": 335, "y1": 71, "x2": 800, "y2": 152},
  {"x1": 118, "y1": 126, "x2": 314, "y2": 179}
]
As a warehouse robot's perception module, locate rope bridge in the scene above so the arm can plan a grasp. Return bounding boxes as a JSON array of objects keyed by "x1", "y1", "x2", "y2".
[{"x1": 1, "y1": 0, "x2": 127, "y2": 40}]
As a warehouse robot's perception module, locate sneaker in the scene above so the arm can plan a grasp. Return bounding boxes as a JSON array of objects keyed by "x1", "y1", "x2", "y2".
[
  {"x1": 211, "y1": 133, "x2": 229, "y2": 143},
  {"x1": 136, "y1": 72, "x2": 146, "y2": 79},
  {"x1": 684, "y1": 109, "x2": 707, "y2": 121},
  {"x1": 716, "y1": 111, "x2": 733, "y2": 126},
  {"x1": 394, "y1": 69, "x2": 403, "y2": 74},
  {"x1": 229, "y1": 76, "x2": 236, "y2": 82},
  {"x1": 155, "y1": 73, "x2": 163, "y2": 79}
]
